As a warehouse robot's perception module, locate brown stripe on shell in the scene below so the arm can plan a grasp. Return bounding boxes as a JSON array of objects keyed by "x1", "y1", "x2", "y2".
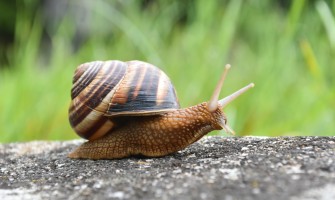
[
  {"x1": 132, "y1": 63, "x2": 148, "y2": 99},
  {"x1": 156, "y1": 70, "x2": 168, "y2": 105},
  {"x1": 72, "y1": 64, "x2": 87, "y2": 84},
  {"x1": 145, "y1": 63, "x2": 159, "y2": 103},
  {"x1": 107, "y1": 61, "x2": 154, "y2": 112},
  {"x1": 69, "y1": 63, "x2": 112, "y2": 125},
  {"x1": 106, "y1": 61, "x2": 180, "y2": 115},
  {"x1": 84, "y1": 64, "x2": 120, "y2": 109},
  {"x1": 88, "y1": 118, "x2": 114, "y2": 140},
  {"x1": 111, "y1": 61, "x2": 152, "y2": 105},
  {"x1": 69, "y1": 61, "x2": 127, "y2": 139},
  {"x1": 71, "y1": 61, "x2": 102, "y2": 99},
  {"x1": 109, "y1": 64, "x2": 134, "y2": 105},
  {"x1": 73, "y1": 109, "x2": 113, "y2": 140},
  {"x1": 157, "y1": 70, "x2": 179, "y2": 107},
  {"x1": 70, "y1": 61, "x2": 126, "y2": 127}
]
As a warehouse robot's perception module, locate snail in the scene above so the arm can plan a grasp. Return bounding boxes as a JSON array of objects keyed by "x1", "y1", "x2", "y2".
[{"x1": 68, "y1": 60, "x2": 254, "y2": 159}]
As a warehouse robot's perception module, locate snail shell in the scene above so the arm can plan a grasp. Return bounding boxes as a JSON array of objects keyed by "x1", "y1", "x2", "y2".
[{"x1": 69, "y1": 60, "x2": 180, "y2": 140}]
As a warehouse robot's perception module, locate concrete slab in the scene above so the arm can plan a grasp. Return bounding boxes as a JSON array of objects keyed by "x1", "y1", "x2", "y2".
[{"x1": 0, "y1": 136, "x2": 334, "y2": 200}]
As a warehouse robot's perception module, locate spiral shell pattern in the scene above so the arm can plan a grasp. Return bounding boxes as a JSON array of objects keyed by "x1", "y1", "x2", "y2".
[{"x1": 69, "y1": 60, "x2": 180, "y2": 140}]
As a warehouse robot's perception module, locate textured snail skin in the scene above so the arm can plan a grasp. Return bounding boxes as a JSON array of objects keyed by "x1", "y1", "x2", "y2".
[{"x1": 68, "y1": 102, "x2": 226, "y2": 159}]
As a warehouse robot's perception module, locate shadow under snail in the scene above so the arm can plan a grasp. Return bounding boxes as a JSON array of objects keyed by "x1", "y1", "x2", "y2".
[{"x1": 68, "y1": 60, "x2": 254, "y2": 159}]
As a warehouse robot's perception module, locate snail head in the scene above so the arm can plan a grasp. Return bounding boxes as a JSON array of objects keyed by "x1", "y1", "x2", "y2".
[{"x1": 206, "y1": 64, "x2": 254, "y2": 134}]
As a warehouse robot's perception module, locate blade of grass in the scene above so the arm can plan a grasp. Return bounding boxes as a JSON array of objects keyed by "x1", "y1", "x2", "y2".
[
  {"x1": 219, "y1": 0, "x2": 242, "y2": 60},
  {"x1": 285, "y1": 0, "x2": 306, "y2": 40},
  {"x1": 299, "y1": 39, "x2": 322, "y2": 82},
  {"x1": 316, "y1": 0, "x2": 335, "y2": 50}
]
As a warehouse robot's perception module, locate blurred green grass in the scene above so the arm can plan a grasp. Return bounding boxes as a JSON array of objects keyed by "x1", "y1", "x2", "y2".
[{"x1": 0, "y1": 0, "x2": 334, "y2": 142}]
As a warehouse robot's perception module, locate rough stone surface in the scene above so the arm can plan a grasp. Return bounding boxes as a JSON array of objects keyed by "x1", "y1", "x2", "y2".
[{"x1": 0, "y1": 136, "x2": 334, "y2": 200}]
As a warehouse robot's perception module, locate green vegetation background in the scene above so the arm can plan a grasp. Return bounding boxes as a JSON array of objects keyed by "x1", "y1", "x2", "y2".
[{"x1": 1, "y1": 1, "x2": 334, "y2": 142}]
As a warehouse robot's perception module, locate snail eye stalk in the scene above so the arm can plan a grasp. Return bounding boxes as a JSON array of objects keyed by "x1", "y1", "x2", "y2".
[
  {"x1": 207, "y1": 64, "x2": 254, "y2": 112},
  {"x1": 218, "y1": 83, "x2": 254, "y2": 108},
  {"x1": 207, "y1": 64, "x2": 231, "y2": 112}
]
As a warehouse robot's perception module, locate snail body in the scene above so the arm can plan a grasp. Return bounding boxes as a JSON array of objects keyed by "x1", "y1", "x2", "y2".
[{"x1": 68, "y1": 60, "x2": 254, "y2": 159}]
